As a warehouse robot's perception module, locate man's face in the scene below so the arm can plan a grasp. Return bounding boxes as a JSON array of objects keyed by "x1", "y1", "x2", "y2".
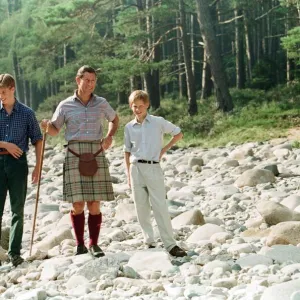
[
  {"x1": 76, "y1": 72, "x2": 96, "y2": 94},
  {"x1": 0, "y1": 86, "x2": 15, "y2": 104},
  {"x1": 131, "y1": 99, "x2": 149, "y2": 119}
]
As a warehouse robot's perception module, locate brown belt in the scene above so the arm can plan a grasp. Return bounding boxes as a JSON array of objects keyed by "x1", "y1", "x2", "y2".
[{"x1": 0, "y1": 151, "x2": 9, "y2": 155}]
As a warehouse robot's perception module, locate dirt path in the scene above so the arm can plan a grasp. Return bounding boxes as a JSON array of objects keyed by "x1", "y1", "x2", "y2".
[{"x1": 287, "y1": 127, "x2": 300, "y2": 140}]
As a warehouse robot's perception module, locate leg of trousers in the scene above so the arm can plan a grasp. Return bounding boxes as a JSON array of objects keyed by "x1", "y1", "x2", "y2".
[
  {"x1": 88, "y1": 213, "x2": 102, "y2": 247},
  {"x1": 0, "y1": 157, "x2": 8, "y2": 248},
  {"x1": 130, "y1": 163, "x2": 176, "y2": 251},
  {"x1": 130, "y1": 164, "x2": 155, "y2": 245},
  {"x1": 1, "y1": 155, "x2": 28, "y2": 256}
]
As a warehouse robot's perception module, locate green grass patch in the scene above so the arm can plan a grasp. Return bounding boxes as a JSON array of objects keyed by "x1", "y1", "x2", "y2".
[{"x1": 36, "y1": 83, "x2": 300, "y2": 149}]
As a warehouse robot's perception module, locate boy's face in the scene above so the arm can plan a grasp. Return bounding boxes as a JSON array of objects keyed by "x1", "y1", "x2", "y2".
[
  {"x1": 131, "y1": 99, "x2": 149, "y2": 119},
  {"x1": 0, "y1": 86, "x2": 15, "y2": 104}
]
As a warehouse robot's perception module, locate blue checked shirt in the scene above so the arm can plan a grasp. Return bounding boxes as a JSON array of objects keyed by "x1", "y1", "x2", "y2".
[{"x1": 0, "y1": 100, "x2": 42, "y2": 152}]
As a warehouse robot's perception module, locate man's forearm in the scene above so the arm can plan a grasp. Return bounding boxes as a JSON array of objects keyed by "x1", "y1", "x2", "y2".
[
  {"x1": 107, "y1": 115, "x2": 119, "y2": 137},
  {"x1": 34, "y1": 140, "x2": 43, "y2": 167},
  {"x1": 46, "y1": 123, "x2": 60, "y2": 136}
]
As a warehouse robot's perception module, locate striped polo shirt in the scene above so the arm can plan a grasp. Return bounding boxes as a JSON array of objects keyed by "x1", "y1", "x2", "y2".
[{"x1": 51, "y1": 92, "x2": 116, "y2": 141}]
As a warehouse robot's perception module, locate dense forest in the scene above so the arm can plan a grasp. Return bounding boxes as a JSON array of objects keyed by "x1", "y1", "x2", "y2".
[{"x1": 0, "y1": 0, "x2": 299, "y2": 116}]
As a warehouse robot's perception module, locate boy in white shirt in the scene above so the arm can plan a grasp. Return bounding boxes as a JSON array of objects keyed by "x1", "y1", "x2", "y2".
[{"x1": 124, "y1": 90, "x2": 187, "y2": 257}]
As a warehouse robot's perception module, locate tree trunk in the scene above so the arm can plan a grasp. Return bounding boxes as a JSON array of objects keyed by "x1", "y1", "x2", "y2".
[
  {"x1": 118, "y1": 91, "x2": 127, "y2": 105},
  {"x1": 243, "y1": 1, "x2": 254, "y2": 82},
  {"x1": 191, "y1": 13, "x2": 195, "y2": 75},
  {"x1": 176, "y1": 13, "x2": 187, "y2": 98},
  {"x1": 286, "y1": 5, "x2": 294, "y2": 84},
  {"x1": 12, "y1": 52, "x2": 22, "y2": 100},
  {"x1": 144, "y1": 0, "x2": 160, "y2": 110},
  {"x1": 235, "y1": 7, "x2": 245, "y2": 89},
  {"x1": 179, "y1": 0, "x2": 197, "y2": 115},
  {"x1": 196, "y1": 0, "x2": 233, "y2": 112},
  {"x1": 201, "y1": 48, "x2": 213, "y2": 99}
]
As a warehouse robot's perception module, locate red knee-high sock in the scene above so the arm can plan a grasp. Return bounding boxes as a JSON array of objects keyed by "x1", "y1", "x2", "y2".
[
  {"x1": 70, "y1": 211, "x2": 85, "y2": 246},
  {"x1": 88, "y1": 213, "x2": 102, "y2": 247}
]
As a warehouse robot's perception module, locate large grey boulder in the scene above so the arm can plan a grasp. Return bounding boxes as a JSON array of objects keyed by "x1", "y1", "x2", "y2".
[
  {"x1": 171, "y1": 209, "x2": 205, "y2": 229},
  {"x1": 257, "y1": 200, "x2": 297, "y2": 225},
  {"x1": 235, "y1": 169, "x2": 275, "y2": 188},
  {"x1": 266, "y1": 221, "x2": 300, "y2": 246}
]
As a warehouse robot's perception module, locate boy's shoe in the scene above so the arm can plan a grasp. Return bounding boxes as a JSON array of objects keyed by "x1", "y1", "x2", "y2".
[
  {"x1": 169, "y1": 246, "x2": 187, "y2": 257},
  {"x1": 9, "y1": 254, "x2": 24, "y2": 267},
  {"x1": 75, "y1": 245, "x2": 88, "y2": 255},
  {"x1": 89, "y1": 245, "x2": 105, "y2": 258}
]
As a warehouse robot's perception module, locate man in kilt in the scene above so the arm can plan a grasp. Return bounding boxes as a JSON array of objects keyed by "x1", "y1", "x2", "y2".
[{"x1": 41, "y1": 66, "x2": 119, "y2": 257}]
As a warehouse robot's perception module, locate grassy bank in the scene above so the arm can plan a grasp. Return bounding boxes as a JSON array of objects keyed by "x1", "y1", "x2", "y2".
[{"x1": 36, "y1": 83, "x2": 300, "y2": 149}]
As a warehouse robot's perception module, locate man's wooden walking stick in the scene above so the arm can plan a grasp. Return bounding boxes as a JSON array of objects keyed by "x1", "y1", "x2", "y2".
[{"x1": 29, "y1": 124, "x2": 48, "y2": 256}]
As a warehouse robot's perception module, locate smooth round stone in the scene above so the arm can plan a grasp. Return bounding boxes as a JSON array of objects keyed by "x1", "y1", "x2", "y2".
[
  {"x1": 291, "y1": 291, "x2": 300, "y2": 300},
  {"x1": 232, "y1": 264, "x2": 242, "y2": 271}
]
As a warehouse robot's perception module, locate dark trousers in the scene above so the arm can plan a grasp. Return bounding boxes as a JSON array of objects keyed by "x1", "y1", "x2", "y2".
[{"x1": 0, "y1": 154, "x2": 28, "y2": 256}]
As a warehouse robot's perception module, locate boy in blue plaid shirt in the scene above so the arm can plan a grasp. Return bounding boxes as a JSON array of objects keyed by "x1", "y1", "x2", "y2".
[{"x1": 0, "y1": 74, "x2": 42, "y2": 266}]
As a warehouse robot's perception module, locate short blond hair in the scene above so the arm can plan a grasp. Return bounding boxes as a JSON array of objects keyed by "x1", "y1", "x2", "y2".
[
  {"x1": 0, "y1": 74, "x2": 15, "y2": 88},
  {"x1": 128, "y1": 90, "x2": 149, "y2": 106}
]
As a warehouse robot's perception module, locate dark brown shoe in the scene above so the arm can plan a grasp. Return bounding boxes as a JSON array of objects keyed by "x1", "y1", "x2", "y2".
[
  {"x1": 89, "y1": 245, "x2": 105, "y2": 258},
  {"x1": 75, "y1": 245, "x2": 88, "y2": 255},
  {"x1": 9, "y1": 254, "x2": 24, "y2": 267},
  {"x1": 169, "y1": 246, "x2": 187, "y2": 257}
]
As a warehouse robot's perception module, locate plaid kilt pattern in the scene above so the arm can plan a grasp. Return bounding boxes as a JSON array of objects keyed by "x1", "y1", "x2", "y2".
[{"x1": 63, "y1": 140, "x2": 114, "y2": 203}]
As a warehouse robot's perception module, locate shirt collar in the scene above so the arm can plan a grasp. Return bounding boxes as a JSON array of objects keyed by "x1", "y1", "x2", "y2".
[
  {"x1": 0, "y1": 98, "x2": 19, "y2": 111},
  {"x1": 73, "y1": 90, "x2": 95, "y2": 104},
  {"x1": 133, "y1": 113, "x2": 150, "y2": 125}
]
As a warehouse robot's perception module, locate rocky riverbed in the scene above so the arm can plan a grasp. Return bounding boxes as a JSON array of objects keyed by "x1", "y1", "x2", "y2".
[{"x1": 1, "y1": 139, "x2": 300, "y2": 300}]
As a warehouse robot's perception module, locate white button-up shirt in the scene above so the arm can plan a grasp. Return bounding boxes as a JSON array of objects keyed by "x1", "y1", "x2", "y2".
[{"x1": 124, "y1": 114, "x2": 181, "y2": 163}]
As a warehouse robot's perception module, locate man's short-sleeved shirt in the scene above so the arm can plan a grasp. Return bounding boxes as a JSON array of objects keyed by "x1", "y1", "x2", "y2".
[
  {"x1": 51, "y1": 93, "x2": 116, "y2": 141},
  {"x1": 0, "y1": 100, "x2": 42, "y2": 152},
  {"x1": 124, "y1": 113, "x2": 181, "y2": 163}
]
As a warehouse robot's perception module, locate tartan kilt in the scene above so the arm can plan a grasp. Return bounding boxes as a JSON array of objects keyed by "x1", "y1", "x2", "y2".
[{"x1": 63, "y1": 140, "x2": 114, "y2": 203}]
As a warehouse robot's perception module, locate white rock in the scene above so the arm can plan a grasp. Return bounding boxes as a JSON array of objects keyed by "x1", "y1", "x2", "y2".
[
  {"x1": 261, "y1": 279, "x2": 300, "y2": 300},
  {"x1": 171, "y1": 209, "x2": 205, "y2": 229},
  {"x1": 127, "y1": 250, "x2": 173, "y2": 278},
  {"x1": 15, "y1": 289, "x2": 47, "y2": 300},
  {"x1": 262, "y1": 245, "x2": 300, "y2": 263},
  {"x1": 281, "y1": 195, "x2": 300, "y2": 210},
  {"x1": 236, "y1": 254, "x2": 273, "y2": 268},
  {"x1": 202, "y1": 261, "x2": 231, "y2": 274},
  {"x1": 114, "y1": 203, "x2": 137, "y2": 223},
  {"x1": 187, "y1": 224, "x2": 226, "y2": 243},
  {"x1": 34, "y1": 228, "x2": 73, "y2": 251}
]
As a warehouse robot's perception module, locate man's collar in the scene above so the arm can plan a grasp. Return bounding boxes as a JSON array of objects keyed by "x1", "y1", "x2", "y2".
[
  {"x1": 0, "y1": 98, "x2": 19, "y2": 111},
  {"x1": 13, "y1": 99, "x2": 20, "y2": 111},
  {"x1": 73, "y1": 90, "x2": 94, "y2": 103}
]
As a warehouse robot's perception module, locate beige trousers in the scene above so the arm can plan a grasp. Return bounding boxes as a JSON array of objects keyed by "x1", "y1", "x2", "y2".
[{"x1": 130, "y1": 163, "x2": 176, "y2": 251}]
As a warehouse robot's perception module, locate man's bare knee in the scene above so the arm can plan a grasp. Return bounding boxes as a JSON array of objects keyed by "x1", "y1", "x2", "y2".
[
  {"x1": 72, "y1": 202, "x2": 85, "y2": 215},
  {"x1": 87, "y1": 201, "x2": 100, "y2": 215}
]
